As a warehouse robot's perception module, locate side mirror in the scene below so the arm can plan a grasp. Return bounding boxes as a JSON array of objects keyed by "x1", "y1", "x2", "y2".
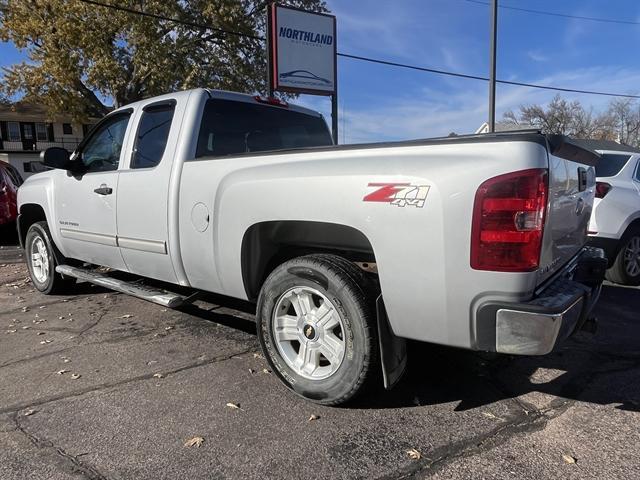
[{"x1": 41, "y1": 147, "x2": 72, "y2": 170}]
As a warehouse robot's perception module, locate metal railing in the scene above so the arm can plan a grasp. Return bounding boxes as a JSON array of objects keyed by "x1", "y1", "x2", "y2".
[{"x1": 0, "y1": 139, "x2": 83, "y2": 152}]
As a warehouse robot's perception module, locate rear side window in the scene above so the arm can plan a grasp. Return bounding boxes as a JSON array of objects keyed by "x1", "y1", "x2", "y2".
[
  {"x1": 195, "y1": 99, "x2": 332, "y2": 158},
  {"x1": 132, "y1": 103, "x2": 175, "y2": 169},
  {"x1": 594, "y1": 154, "x2": 631, "y2": 178}
]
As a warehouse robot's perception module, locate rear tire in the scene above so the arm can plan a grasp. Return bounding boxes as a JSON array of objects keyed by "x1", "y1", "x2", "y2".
[
  {"x1": 256, "y1": 254, "x2": 379, "y2": 405},
  {"x1": 606, "y1": 227, "x2": 640, "y2": 286},
  {"x1": 25, "y1": 221, "x2": 75, "y2": 294}
]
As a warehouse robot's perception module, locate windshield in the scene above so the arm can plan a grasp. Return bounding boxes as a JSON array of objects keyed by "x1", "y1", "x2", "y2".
[
  {"x1": 595, "y1": 153, "x2": 632, "y2": 178},
  {"x1": 196, "y1": 99, "x2": 333, "y2": 158}
]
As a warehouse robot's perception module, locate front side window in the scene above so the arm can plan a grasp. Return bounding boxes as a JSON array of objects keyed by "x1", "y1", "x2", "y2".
[
  {"x1": 195, "y1": 99, "x2": 332, "y2": 158},
  {"x1": 80, "y1": 113, "x2": 130, "y2": 172},
  {"x1": 7, "y1": 122, "x2": 20, "y2": 141},
  {"x1": 131, "y1": 103, "x2": 175, "y2": 169}
]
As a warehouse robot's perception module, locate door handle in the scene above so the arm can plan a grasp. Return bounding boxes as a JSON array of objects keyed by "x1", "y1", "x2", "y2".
[{"x1": 94, "y1": 184, "x2": 113, "y2": 195}]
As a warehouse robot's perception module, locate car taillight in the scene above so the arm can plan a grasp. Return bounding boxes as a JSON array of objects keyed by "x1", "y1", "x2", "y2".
[
  {"x1": 471, "y1": 168, "x2": 548, "y2": 272},
  {"x1": 595, "y1": 182, "x2": 611, "y2": 199}
]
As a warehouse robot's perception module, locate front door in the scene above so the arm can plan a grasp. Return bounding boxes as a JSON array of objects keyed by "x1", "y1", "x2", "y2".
[
  {"x1": 20, "y1": 123, "x2": 35, "y2": 150},
  {"x1": 53, "y1": 111, "x2": 133, "y2": 270}
]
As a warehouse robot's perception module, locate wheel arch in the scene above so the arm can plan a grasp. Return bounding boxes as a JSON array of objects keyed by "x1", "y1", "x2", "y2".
[
  {"x1": 17, "y1": 203, "x2": 48, "y2": 248},
  {"x1": 240, "y1": 220, "x2": 376, "y2": 301}
]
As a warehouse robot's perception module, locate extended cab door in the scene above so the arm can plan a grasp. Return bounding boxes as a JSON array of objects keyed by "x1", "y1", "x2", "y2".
[
  {"x1": 115, "y1": 99, "x2": 180, "y2": 283},
  {"x1": 53, "y1": 111, "x2": 132, "y2": 270}
]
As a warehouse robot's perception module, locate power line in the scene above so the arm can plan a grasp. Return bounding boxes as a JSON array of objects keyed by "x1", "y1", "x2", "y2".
[
  {"x1": 77, "y1": 0, "x2": 263, "y2": 40},
  {"x1": 462, "y1": 0, "x2": 640, "y2": 26},
  {"x1": 77, "y1": 0, "x2": 640, "y2": 99}
]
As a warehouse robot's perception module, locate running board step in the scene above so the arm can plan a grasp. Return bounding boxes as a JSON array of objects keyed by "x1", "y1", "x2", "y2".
[{"x1": 55, "y1": 265, "x2": 186, "y2": 308}]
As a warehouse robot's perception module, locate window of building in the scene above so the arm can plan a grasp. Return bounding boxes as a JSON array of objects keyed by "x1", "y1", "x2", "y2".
[
  {"x1": 62, "y1": 123, "x2": 73, "y2": 135},
  {"x1": 131, "y1": 103, "x2": 175, "y2": 169},
  {"x1": 35, "y1": 123, "x2": 48, "y2": 141},
  {"x1": 7, "y1": 122, "x2": 20, "y2": 141}
]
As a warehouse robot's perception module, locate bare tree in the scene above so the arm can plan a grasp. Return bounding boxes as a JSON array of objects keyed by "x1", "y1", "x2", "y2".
[
  {"x1": 503, "y1": 95, "x2": 610, "y2": 138},
  {"x1": 604, "y1": 98, "x2": 640, "y2": 147}
]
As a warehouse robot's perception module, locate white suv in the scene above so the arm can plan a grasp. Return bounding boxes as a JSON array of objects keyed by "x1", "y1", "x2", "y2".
[{"x1": 586, "y1": 141, "x2": 640, "y2": 285}]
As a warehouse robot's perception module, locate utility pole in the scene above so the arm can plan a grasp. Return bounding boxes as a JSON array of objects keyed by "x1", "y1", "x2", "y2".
[{"x1": 488, "y1": 0, "x2": 498, "y2": 133}]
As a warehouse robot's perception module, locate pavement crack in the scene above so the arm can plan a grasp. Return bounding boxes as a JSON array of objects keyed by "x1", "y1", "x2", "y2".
[
  {"x1": 0, "y1": 346, "x2": 258, "y2": 415},
  {"x1": 11, "y1": 411, "x2": 109, "y2": 480}
]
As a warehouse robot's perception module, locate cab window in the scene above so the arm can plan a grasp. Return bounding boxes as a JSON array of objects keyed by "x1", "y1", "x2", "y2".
[
  {"x1": 80, "y1": 113, "x2": 131, "y2": 172},
  {"x1": 195, "y1": 99, "x2": 332, "y2": 158},
  {"x1": 131, "y1": 103, "x2": 175, "y2": 169}
]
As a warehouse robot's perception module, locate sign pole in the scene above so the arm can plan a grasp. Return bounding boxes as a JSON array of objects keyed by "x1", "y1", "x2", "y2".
[
  {"x1": 331, "y1": 92, "x2": 339, "y2": 144},
  {"x1": 488, "y1": 0, "x2": 498, "y2": 133},
  {"x1": 266, "y1": 4, "x2": 275, "y2": 97}
]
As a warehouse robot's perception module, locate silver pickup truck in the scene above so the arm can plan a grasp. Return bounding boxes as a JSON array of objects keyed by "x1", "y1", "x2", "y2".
[{"x1": 17, "y1": 88, "x2": 606, "y2": 405}]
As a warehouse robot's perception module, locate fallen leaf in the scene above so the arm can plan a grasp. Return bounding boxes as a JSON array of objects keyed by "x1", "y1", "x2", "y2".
[
  {"x1": 63, "y1": 359, "x2": 71, "y2": 363},
  {"x1": 164, "y1": 326, "x2": 174, "y2": 331},
  {"x1": 153, "y1": 373, "x2": 164, "y2": 379},
  {"x1": 37, "y1": 332, "x2": 45, "y2": 336},
  {"x1": 262, "y1": 369, "x2": 271, "y2": 374},
  {"x1": 71, "y1": 374, "x2": 81, "y2": 379},
  {"x1": 39, "y1": 306, "x2": 46, "y2": 309},
  {"x1": 308, "y1": 414, "x2": 320, "y2": 422},
  {"x1": 226, "y1": 402, "x2": 242, "y2": 410},
  {"x1": 58, "y1": 316, "x2": 64, "y2": 320},
  {"x1": 120, "y1": 314, "x2": 133, "y2": 319},
  {"x1": 184, "y1": 436, "x2": 204, "y2": 448},
  {"x1": 56, "y1": 369, "x2": 69, "y2": 375},
  {"x1": 23, "y1": 409, "x2": 36, "y2": 417},
  {"x1": 40, "y1": 339, "x2": 52, "y2": 344},
  {"x1": 248, "y1": 368, "x2": 255, "y2": 374},
  {"x1": 407, "y1": 448, "x2": 421, "y2": 460},
  {"x1": 562, "y1": 454, "x2": 577, "y2": 464},
  {"x1": 22, "y1": 326, "x2": 29, "y2": 330},
  {"x1": 6, "y1": 329, "x2": 17, "y2": 334},
  {"x1": 252, "y1": 353, "x2": 263, "y2": 359},
  {"x1": 21, "y1": 307, "x2": 29, "y2": 312},
  {"x1": 482, "y1": 411, "x2": 499, "y2": 420}
]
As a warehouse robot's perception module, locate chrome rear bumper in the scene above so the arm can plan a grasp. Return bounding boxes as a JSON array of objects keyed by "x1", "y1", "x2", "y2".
[{"x1": 476, "y1": 247, "x2": 606, "y2": 356}]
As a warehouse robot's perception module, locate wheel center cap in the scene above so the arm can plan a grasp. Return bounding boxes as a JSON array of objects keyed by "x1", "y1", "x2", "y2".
[{"x1": 303, "y1": 324, "x2": 316, "y2": 340}]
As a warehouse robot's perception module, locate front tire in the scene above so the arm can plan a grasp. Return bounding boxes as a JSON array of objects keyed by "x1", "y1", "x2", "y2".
[
  {"x1": 25, "y1": 221, "x2": 75, "y2": 294},
  {"x1": 257, "y1": 254, "x2": 379, "y2": 405}
]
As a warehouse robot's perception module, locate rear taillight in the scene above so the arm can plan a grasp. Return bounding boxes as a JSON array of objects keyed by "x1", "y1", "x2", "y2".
[
  {"x1": 595, "y1": 182, "x2": 611, "y2": 199},
  {"x1": 471, "y1": 168, "x2": 548, "y2": 272}
]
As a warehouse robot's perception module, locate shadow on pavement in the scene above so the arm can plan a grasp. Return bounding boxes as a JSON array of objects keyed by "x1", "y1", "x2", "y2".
[{"x1": 350, "y1": 283, "x2": 640, "y2": 413}]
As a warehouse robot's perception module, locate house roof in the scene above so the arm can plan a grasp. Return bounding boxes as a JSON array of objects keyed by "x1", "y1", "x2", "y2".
[{"x1": 0, "y1": 102, "x2": 101, "y2": 123}]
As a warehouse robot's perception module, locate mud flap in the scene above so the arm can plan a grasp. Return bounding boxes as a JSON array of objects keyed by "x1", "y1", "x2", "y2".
[{"x1": 376, "y1": 295, "x2": 407, "y2": 389}]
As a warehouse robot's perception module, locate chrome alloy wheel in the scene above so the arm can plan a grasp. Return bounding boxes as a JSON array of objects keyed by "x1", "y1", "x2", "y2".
[
  {"x1": 272, "y1": 286, "x2": 346, "y2": 380},
  {"x1": 30, "y1": 236, "x2": 50, "y2": 283},
  {"x1": 623, "y1": 236, "x2": 640, "y2": 277}
]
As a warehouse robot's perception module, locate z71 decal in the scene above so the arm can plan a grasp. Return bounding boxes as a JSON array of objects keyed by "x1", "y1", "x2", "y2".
[{"x1": 363, "y1": 183, "x2": 430, "y2": 208}]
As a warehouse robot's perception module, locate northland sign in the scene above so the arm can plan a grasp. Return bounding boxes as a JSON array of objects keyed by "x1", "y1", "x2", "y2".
[{"x1": 268, "y1": 5, "x2": 337, "y2": 95}]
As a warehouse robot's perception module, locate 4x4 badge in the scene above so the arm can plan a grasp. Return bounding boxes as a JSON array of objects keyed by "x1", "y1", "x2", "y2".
[{"x1": 363, "y1": 183, "x2": 430, "y2": 208}]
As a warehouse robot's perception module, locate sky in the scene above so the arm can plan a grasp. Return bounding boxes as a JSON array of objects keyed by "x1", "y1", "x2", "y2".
[{"x1": 2, "y1": 0, "x2": 640, "y2": 143}]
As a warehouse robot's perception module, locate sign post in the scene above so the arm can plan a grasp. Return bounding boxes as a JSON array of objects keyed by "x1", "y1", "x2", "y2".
[{"x1": 267, "y1": 4, "x2": 338, "y2": 143}]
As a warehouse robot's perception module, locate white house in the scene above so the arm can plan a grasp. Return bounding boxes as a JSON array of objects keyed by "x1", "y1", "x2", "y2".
[{"x1": 0, "y1": 102, "x2": 100, "y2": 178}]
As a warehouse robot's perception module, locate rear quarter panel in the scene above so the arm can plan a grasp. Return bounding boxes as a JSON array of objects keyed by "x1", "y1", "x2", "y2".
[{"x1": 179, "y1": 140, "x2": 549, "y2": 350}]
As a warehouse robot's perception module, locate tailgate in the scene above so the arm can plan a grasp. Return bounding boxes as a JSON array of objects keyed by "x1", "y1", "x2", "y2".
[{"x1": 537, "y1": 136, "x2": 599, "y2": 284}]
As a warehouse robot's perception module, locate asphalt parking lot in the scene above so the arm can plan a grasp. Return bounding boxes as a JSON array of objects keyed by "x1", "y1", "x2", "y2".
[{"x1": 1, "y1": 230, "x2": 639, "y2": 479}]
